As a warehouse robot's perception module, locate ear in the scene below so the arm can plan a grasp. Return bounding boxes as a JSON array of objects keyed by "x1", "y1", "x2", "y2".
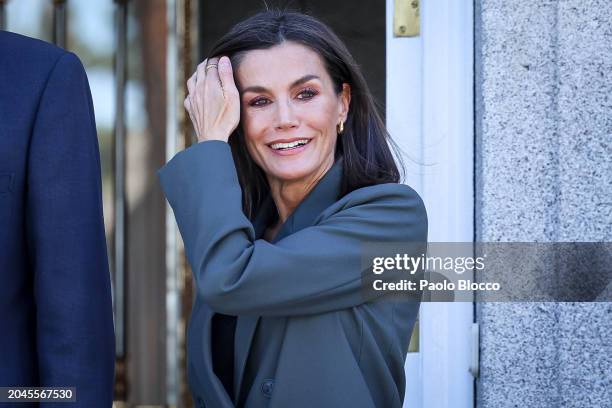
[{"x1": 338, "y1": 83, "x2": 351, "y2": 122}]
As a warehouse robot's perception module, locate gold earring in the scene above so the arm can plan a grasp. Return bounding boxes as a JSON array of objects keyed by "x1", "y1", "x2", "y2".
[{"x1": 337, "y1": 120, "x2": 344, "y2": 135}]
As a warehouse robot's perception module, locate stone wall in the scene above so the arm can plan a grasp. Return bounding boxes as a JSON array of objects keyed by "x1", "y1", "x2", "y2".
[{"x1": 475, "y1": 1, "x2": 611, "y2": 407}]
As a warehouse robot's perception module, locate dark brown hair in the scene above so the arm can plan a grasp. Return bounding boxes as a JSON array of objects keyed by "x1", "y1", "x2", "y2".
[{"x1": 207, "y1": 9, "x2": 404, "y2": 219}]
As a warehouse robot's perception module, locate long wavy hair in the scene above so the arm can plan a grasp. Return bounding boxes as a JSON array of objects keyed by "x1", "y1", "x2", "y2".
[{"x1": 206, "y1": 9, "x2": 405, "y2": 219}]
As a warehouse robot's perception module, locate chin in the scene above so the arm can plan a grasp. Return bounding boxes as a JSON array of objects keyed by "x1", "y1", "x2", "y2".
[{"x1": 268, "y1": 163, "x2": 317, "y2": 183}]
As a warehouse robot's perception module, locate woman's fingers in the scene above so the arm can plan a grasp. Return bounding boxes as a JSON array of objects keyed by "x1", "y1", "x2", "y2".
[
  {"x1": 203, "y1": 57, "x2": 222, "y2": 91},
  {"x1": 197, "y1": 57, "x2": 217, "y2": 88},
  {"x1": 186, "y1": 57, "x2": 204, "y2": 95},
  {"x1": 216, "y1": 56, "x2": 240, "y2": 137},
  {"x1": 184, "y1": 97, "x2": 199, "y2": 139},
  {"x1": 195, "y1": 63, "x2": 206, "y2": 88},
  {"x1": 217, "y1": 56, "x2": 239, "y2": 97},
  {"x1": 186, "y1": 73, "x2": 196, "y2": 96},
  {"x1": 183, "y1": 95, "x2": 197, "y2": 135},
  {"x1": 186, "y1": 58, "x2": 207, "y2": 137},
  {"x1": 185, "y1": 56, "x2": 238, "y2": 142}
]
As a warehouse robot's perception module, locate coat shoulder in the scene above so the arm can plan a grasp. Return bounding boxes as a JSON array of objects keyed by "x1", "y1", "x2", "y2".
[
  {"x1": 339, "y1": 183, "x2": 426, "y2": 214},
  {"x1": 318, "y1": 182, "x2": 428, "y2": 242}
]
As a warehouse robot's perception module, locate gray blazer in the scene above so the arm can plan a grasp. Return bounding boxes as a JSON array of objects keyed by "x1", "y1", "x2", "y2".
[{"x1": 159, "y1": 141, "x2": 428, "y2": 408}]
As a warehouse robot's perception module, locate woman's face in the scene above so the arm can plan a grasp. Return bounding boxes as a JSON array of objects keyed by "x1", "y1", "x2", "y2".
[{"x1": 235, "y1": 41, "x2": 350, "y2": 188}]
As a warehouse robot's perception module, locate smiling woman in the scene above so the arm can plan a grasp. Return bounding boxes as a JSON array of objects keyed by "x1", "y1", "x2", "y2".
[
  {"x1": 160, "y1": 9, "x2": 428, "y2": 408},
  {"x1": 235, "y1": 41, "x2": 351, "y2": 228}
]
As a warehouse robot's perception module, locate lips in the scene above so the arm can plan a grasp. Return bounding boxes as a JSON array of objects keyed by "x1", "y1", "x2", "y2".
[
  {"x1": 267, "y1": 138, "x2": 312, "y2": 156},
  {"x1": 269, "y1": 139, "x2": 310, "y2": 150}
]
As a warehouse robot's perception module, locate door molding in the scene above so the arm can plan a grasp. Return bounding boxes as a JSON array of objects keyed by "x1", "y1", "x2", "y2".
[{"x1": 386, "y1": 1, "x2": 475, "y2": 407}]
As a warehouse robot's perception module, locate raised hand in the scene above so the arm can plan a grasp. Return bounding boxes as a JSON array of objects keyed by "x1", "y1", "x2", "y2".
[{"x1": 185, "y1": 56, "x2": 240, "y2": 143}]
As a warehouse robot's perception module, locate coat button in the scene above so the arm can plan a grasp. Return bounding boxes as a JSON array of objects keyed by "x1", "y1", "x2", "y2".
[{"x1": 260, "y1": 379, "x2": 274, "y2": 398}]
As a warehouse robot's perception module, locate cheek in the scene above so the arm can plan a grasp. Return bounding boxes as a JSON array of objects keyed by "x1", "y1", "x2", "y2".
[
  {"x1": 304, "y1": 100, "x2": 340, "y2": 132},
  {"x1": 241, "y1": 109, "x2": 269, "y2": 141},
  {"x1": 242, "y1": 132, "x2": 261, "y2": 161},
  {"x1": 240, "y1": 116, "x2": 266, "y2": 163},
  {"x1": 326, "y1": 134, "x2": 339, "y2": 154},
  {"x1": 243, "y1": 134, "x2": 256, "y2": 153}
]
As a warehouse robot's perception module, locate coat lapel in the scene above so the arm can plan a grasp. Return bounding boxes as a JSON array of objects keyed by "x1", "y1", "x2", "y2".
[{"x1": 233, "y1": 158, "x2": 344, "y2": 403}]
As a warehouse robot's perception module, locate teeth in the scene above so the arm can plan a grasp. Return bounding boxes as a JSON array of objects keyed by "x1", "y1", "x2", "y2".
[{"x1": 270, "y1": 139, "x2": 310, "y2": 150}]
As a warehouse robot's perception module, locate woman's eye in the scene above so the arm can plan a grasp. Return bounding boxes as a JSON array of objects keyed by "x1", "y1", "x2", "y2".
[
  {"x1": 297, "y1": 88, "x2": 318, "y2": 100},
  {"x1": 249, "y1": 97, "x2": 269, "y2": 107}
]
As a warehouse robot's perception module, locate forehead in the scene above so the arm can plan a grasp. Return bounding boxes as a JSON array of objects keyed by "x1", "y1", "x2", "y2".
[{"x1": 235, "y1": 41, "x2": 332, "y2": 88}]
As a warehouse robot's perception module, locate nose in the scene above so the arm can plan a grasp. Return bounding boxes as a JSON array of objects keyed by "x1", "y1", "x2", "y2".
[{"x1": 274, "y1": 98, "x2": 298, "y2": 131}]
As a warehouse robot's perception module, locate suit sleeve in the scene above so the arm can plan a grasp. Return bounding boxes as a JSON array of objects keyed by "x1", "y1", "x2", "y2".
[
  {"x1": 159, "y1": 141, "x2": 428, "y2": 317},
  {"x1": 27, "y1": 52, "x2": 115, "y2": 406}
]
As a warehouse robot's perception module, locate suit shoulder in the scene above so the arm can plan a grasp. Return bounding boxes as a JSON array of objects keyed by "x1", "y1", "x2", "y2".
[
  {"x1": 0, "y1": 31, "x2": 75, "y2": 96},
  {"x1": 48, "y1": 52, "x2": 88, "y2": 81},
  {"x1": 0, "y1": 31, "x2": 88, "y2": 90},
  {"x1": 0, "y1": 30, "x2": 66, "y2": 66}
]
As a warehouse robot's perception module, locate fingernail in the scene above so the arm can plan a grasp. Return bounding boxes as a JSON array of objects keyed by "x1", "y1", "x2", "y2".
[{"x1": 220, "y1": 56, "x2": 230, "y2": 68}]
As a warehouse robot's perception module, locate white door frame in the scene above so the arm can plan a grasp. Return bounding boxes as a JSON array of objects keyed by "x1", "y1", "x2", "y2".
[{"x1": 386, "y1": 1, "x2": 475, "y2": 407}]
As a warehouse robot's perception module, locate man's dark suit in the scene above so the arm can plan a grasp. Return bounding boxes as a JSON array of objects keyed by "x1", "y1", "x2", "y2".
[{"x1": 0, "y1": 31, "x2": 115, "y2": 406}]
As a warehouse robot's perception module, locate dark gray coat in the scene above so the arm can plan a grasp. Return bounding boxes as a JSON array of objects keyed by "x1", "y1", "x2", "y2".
[{"x1": 159, "y1": 141, "x2": 428, "y2": 408}]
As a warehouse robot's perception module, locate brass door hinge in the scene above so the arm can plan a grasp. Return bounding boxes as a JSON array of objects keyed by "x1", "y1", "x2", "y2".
[{"x1": 394, "y1": 0, "x2": 420, "y2": 37}]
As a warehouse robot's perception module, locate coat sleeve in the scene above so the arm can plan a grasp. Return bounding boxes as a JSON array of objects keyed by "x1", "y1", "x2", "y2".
[
  {"x1": 159, "y1": 141, "x2": 428, "y2": 317},
  {"x1": 27, "y1": 52, "x2": 115, "y2": 406}
]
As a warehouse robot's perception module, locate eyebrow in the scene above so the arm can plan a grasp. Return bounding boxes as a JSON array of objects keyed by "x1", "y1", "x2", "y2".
[{"x1": 240, "y1": 74, "x2": 321, "y2": 94}]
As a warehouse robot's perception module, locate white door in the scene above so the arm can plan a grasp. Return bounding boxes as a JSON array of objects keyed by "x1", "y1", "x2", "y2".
[{"x1": 385, "y1": 1, "x2": 475, "y2": 407}]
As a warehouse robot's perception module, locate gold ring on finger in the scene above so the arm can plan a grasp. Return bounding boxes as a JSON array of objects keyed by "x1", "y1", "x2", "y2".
[{"x1": 205, "y1": 64, "x2": 218, "y2": 73}]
